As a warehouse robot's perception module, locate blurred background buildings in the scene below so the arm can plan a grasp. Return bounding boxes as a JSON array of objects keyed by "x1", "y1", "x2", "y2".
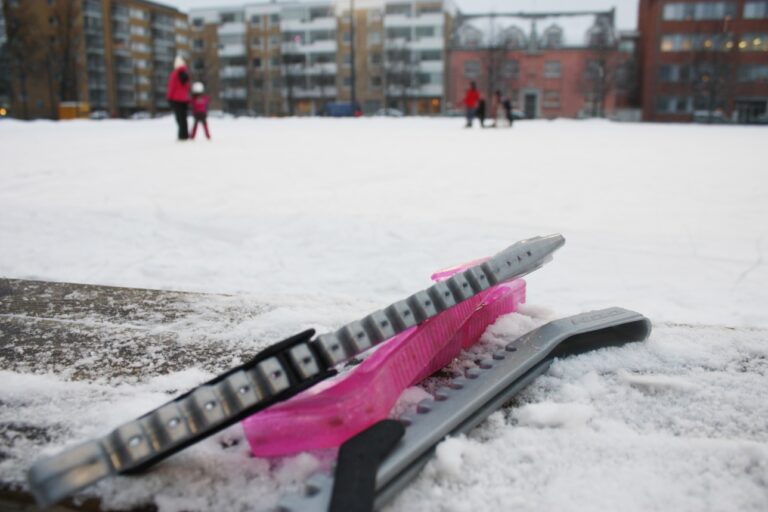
[{"x1": 0, "y1": 0, "x2": 766, "y2": 122}]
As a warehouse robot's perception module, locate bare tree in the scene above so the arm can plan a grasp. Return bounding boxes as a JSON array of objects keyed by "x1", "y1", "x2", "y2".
[
  {"x1": 581, "y1": 21, "x2": 617, "y2": 118},
  {"x1": 4, "y1": 1, "x2": 48, "y2": 119},
  {"x1": 689, "y1": 27, "x2": 736, "y2": 122},
  {"x1": 52, "y1": 0, "x2": 83, "y2": 103}
]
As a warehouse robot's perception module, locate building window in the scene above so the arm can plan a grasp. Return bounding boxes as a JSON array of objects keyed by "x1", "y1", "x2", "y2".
[
  {"x1": 219, "y1": 34, "x2": 242, "y2": 45},
  {"x1": 420, "y1": 50, "x2": 441, "y2": 61},
  {"x1": 386, "y1": 27, "x2": 411, "y2": 41},
  {"x1": 419, "y1": 5, "x2": 442, "y2": 14},
  {"x1": 663, "y1": 2, "x2": 736, "y2": 20},
  {"x1": 368, "y1": 9, "x2": 383, "y2": 22},
  {"x1": 193, "y1": 39, "x2": 204, "y2": 50},
  {"x1": 220, "y1": 12, "x2": 243, "y2": 23},
  {"x1": 464, "y1": 59, "x2": 480, "y2": 78},
  {"x1": 253, "y1": 57, "x2": 261, "y2": 68},
  {"x1": 541, "y1": 25, "x2": 563, "y2": 49},
  {"x1": 343, "y1": 53, "x2": 352, "y2": 65},
  {"x1": 251, "y1": 15, "x2": 262, "y2": 24},
  {"x1": 343, "y1": 76, "x2": 352, "y2": 87},
  {"x1": 368, "y1": 31, "x2": 382, "y2": 45},
  {"x1": 739, "y1": 33, "x2": 768, "y2": 51},
  {"x1": 656, "y1": 96, "x2": 692, "y2": 113},
  {"x1": 745, "y1": 1, "x2": 768, "y2": 18},
  {"x1": 192, "y1": 17, "x2": 204, "y2": 27},
  {"x1": 370, "y1": 76, "x2": 382, "y2": 87},
  {"x1": 343, "y1": 31, "x2": 351, "y2": 43},
  {"x1": 502, "y1": 59, "x2": 519, "y2": 78},
  {"x1": 270, "y1": 56, "x2": 280, "y2": 67},
  {"x1": 270, "y1": 14, "x2": 280, "y2": 24},
  {"x1": 658, "y1": 64, "x2": 692, "y2": 82},
  {"x1": 269, "y1": 36, "x2": 280, "y2": 46},
  {"x1": 661, "y1": 33, "x2": 733, "y2": 51},
  {"x1": 385, "y1": 3, "x2": 411, "y2": 16},
  {"x1": 252, "y1": 37, "x2": 262, "y2": 47},
  {"x1": 370, "y1": 53, "x2": 382, "y2": 65},
  {"x1": 543, "y1": 60, "x2": 561, "y2": 78},
  {"x1": 543, "y1": 91, "x2": 560, "y2": 109},
  {"x1": 738, "y1": 64, "x2": 768, "y2": 81},
  {"x1": 414, "y1": 26, "x2": 436, "y2": 38}
]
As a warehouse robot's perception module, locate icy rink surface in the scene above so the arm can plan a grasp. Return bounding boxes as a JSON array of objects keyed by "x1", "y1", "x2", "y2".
[{"x1": 0, "y1": 118, "x2": 767, "y2": 511}]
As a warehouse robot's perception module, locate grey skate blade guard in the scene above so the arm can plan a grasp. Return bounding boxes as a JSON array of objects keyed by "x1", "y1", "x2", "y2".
[
  {"x1": 27, "y1": 234, "x2": 565, "y2": 508},
  {"x1": 279, "y1": 307, "x2": 652, "y2": 512}
]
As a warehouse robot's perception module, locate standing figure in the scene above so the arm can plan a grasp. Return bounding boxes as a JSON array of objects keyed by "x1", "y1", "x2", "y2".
[
  {"x1": 491, "y1": 90, "x2": 506, "y2": 128},
  {"x1": 190, "y1": 82, "x2": 211, "y2": 140},
  {"x1": 477, "y1": 98, "x2": 487, "y2": 128},
  {"x1": 462, "y1": 81, "x2": 480, "y2": 128},
  {"x1": 167, "y1": 56, "x2": 191, "y2": 141},
  {"x1": 503, "y1": 94, "x2": 515, "y2": 127}
]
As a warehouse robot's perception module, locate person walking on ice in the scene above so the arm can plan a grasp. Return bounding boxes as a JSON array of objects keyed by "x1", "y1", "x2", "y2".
[
  {"x1": 167, "y1": 56, "x2": 191, "y2": 141},
  {"x1": 190, "y1": 82, "x2": 211, "y2": 140},
  {"x1": 462, "y1": 81, "x2": 480, "y2": 128}
]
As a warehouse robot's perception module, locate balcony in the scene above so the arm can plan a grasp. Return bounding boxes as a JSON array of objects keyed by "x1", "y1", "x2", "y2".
[
  {"x1": 218, "y1": 43, "x2": 246, "y2": 57},
  {"x1": 220, "y1": 66, "x2": 247, "y2": 78},
  {"x1": 280, "y1": 17, "x2": 335, "y2": 32},
  {"x1": 408, "y1": 36, "x2": 443, "y2": 50},
  {"x1": 284, "y1": 86, "x2": 337, "y2": 98},
  {"x1": 384, "y1": 13, "x2": 443, "y2": 28},
  {"x1": 218, "y1": 21, "x2": 246, "y2": 36},
  {"x1": 281, "y1": 39, "x2": 337, "y2": 54}
]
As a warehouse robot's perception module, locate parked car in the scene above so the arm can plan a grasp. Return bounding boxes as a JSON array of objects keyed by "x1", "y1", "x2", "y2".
[
  {"x1": 89, "y1": 110, "x2": 109, "y2": 120},
  {"x1": 692, "y1": 110, "x2": 729, "y2": 124},
  {"x1": 325, "y1": 102, "x2": 362, "y2": 117},
  {"x1": 130, "y1": 111, "x2": 151, "y2": 120},
  {"x1": 373, "y1": 108, "x2": 404, "y2": 117}
]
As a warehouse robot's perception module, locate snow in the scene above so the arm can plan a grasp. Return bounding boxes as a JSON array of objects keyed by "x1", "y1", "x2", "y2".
[{"x1": 0, "y1": 117, "x2": 767, "y2": 511}]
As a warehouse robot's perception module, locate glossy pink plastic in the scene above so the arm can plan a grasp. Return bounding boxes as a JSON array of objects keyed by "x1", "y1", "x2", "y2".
[{"x1": 242, "y1": 265, "x2": 526, "y2": 457}]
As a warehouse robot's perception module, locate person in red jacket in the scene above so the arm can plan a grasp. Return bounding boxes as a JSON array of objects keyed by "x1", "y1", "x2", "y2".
[
  {"x1": 167, "y1": 55, "x2": 191, "y2": 140},
  {"x1": 190, "y1": 82, "x2": 211, "y2": 140},
  {"x1": 462, "y1": 81, "x2": 480, "y2": 128}
]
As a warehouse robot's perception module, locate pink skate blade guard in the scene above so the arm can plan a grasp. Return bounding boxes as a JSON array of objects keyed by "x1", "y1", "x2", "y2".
[{"x1": 242, "y1": 269, "x2": 525, "y2": 457}]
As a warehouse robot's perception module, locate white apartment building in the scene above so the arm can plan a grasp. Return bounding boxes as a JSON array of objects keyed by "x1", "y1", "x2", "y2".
[{"x1": 189, "y1": 0, "x2": 456, "y2": 115}]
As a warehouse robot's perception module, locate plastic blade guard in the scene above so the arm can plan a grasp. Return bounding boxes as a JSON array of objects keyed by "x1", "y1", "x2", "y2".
[{"x1": 27, "y1": 234, "x2": 565, "y2": 507}]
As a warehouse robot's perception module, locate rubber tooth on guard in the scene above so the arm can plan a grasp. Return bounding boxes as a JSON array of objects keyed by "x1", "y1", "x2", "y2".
[{"x1": 316, "y1": 333, "x2": 348, "y2": 366}]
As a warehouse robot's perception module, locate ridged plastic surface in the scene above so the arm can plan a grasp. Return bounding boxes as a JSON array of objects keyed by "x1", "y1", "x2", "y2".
[{"x1": 242, "y1": 268, "x2": 526, "y2": 457}]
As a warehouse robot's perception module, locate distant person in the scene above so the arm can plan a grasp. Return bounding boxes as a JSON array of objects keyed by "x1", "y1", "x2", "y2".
[
  {"x1": 167, "y1": 55, "x2": 191, "y2": 141},
  {"x1": 477, "y1": 98, "x2": 487, "y2": 128},
  {"x1": 190, "y1": 82, "x2": 211, "y2": 140},
  {"x1": 503, "y1": 94, "x2": 515, "y2": 127},
  {"x1": 462, "y1": 81, "x2": 480, "y2": 128},
  {"x1": 491, "y1": 90, "x2": 507, "y2": 128}
]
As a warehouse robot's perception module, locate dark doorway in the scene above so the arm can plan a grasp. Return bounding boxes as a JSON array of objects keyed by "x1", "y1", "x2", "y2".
[
  {"x1": 524, "y1": 93, "x2": 537, "y2": 119},
  {"x1": 735, "y1": 100, "x2": 767, "y2": 124}
]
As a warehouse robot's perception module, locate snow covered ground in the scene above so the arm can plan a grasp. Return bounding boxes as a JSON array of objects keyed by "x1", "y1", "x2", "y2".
[{"x1": 1, "y1": 117, "x2": 766, "y2": 511}]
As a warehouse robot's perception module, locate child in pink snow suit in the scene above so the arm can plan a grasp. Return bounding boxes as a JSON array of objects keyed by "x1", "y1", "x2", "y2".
[{"x1": 190, "y1": 82, "x2": 211, "y2": 140}]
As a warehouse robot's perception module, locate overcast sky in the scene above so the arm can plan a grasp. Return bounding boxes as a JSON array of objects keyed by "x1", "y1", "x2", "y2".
[{"x1": 173, "y1": 0, "x2": 640, "y2": 29}]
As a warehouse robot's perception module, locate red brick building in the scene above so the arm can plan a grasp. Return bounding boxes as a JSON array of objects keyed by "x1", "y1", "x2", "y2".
[
  {"x1": 447, "y1": 11, "x2": 639, "y2": 119},
  {"x1": 638, "y1": 0, "x2": 768, "y2": 122}
]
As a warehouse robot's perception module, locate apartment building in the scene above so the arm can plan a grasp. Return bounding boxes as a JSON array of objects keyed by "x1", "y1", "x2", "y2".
[
  {"x1": 638, "y1": 0, "x2": 768, "y2": 122},
  {"x1": 2, "y1": 0, "x2": 189, "y2": 119},
  {"x1": 447, "y1": 10, "x2": 638, "y2": 119},
  {"x1": 189, "y1": 0, "x2": 456, "y2": 116}
]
